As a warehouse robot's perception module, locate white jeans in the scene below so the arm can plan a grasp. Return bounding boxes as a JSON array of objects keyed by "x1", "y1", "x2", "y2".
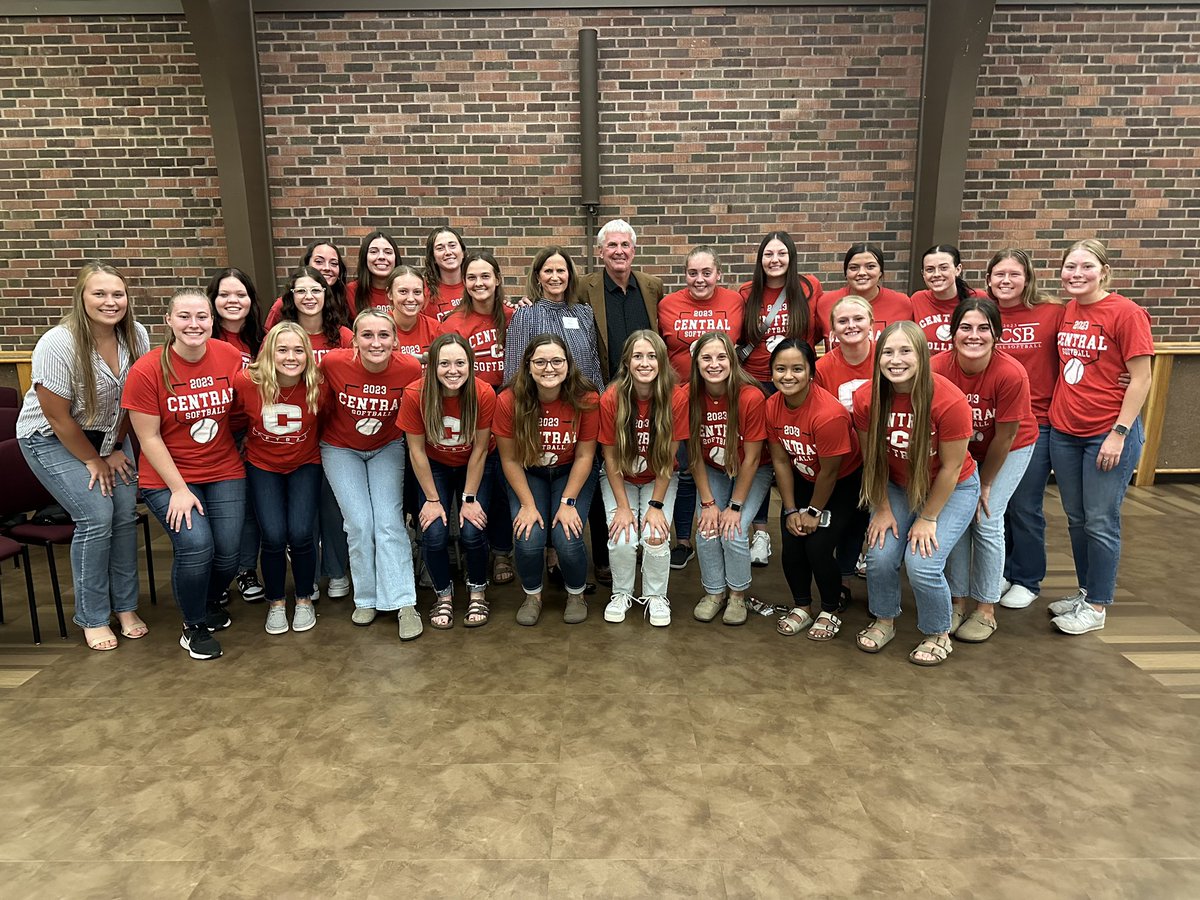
[{"x1": 600, "y1": 472, "x2": 679, "y2": 599}]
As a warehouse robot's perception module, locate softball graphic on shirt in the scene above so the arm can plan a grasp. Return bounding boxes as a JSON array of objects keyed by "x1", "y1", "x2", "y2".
[{"x1": 1058, "y1": 321, "x2": 1110, "y2": 386}]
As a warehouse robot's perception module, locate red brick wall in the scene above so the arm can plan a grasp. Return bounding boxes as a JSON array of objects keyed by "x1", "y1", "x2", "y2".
[
  {"x1": 0, "y1": 15, "x2": 224, "y2": 352},
  {"x1": 960, "y1": 5, "x2": 1200, "y2": 341},
  {"x1": 254, "y1": 6, "x2": 925, "y2": 301}
]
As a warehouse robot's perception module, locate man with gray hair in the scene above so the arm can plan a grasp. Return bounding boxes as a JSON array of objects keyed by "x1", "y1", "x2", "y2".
[{"x1": 578, "y1": 219, "x2": 665, "y2": 381}]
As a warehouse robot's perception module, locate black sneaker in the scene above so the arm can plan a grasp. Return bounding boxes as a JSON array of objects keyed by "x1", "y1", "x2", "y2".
[
  {"x1": 669, "y1": 544, "x2": 695, "y2": 570},
  {"x1": 218, "y1": 589, "x2": 231, "y2": 608},
  {"x1": 180, "y1": 624, "x2": 222, "y2": 660},
  {"x1": 206, "y1": 602, "x2": 232, "y2": 633},
  {"x1": 236, "y1": 570, "x2": 265, "y2": 604}
]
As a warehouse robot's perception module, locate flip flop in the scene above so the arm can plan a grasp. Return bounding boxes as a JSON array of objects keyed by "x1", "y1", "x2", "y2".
[
  {"x1": 85, "y1": 626, "x2": 119, "y2": 651},
  {"x1": 119, "y1": 618, "x2": 149, "y2": 639}
]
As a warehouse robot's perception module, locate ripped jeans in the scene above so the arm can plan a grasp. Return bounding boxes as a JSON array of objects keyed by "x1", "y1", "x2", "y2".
[{"x1": 600, "y1": 472, "x2": 679, "y2": 600}]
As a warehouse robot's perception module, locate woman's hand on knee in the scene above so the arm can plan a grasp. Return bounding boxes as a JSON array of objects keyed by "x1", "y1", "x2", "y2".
[
  {"x1": 643, "y1": 507, "x2": 669, "y2": 543},
  {"x1": 867, "y1": 511, "x2": 898, "y2": 549},
  {"x1": 552, "y1": 505, "x2": 582, "y2": 539},
  {"x1": 167, "y1": 488, "x2": 204, "y2": 532},
  {"x1": 418, "y1": 499, "x2": 447, "y2": 530},
  {"x1": 514, "y1": 504, "x2": 544, "y2": 540},
  {"x1": 608, "y1": 507, "x2": 636, "y2": 543}
]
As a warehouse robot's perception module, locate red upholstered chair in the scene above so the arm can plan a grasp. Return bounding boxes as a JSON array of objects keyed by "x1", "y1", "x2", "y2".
[
  {"x1": 0, "y1": 407, "x2": 19, "y2": 442},
  {"x1": 0, "y1": 386, "x2": 19, "y2": 409},
  {"x1": 0, "y1": 534, "x2": 40, "y2": 643}
]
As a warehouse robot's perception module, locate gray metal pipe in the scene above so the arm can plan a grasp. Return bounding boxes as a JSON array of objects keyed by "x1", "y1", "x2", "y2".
[{"x1": 579, "y1": 28, "x2": 599, "y2": 272}]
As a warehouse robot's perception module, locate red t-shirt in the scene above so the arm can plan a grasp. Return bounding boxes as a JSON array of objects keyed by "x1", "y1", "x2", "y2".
[
  {"x1": 814, "y1": 286, "x2": 913, "y2": 351},
  {"x1": 765, "y1": 385, "x2": 861, "y2": 482},
  {"x1": 492, "y1": 389, "x2": 600, "y2": 467},
  {"x1": 695, "y1": 383, "x2": 768, "y2": 470},
  {"x1": 814, "y1": 343, "x2": 874, "y2": 412},
  {"x1": 213, "y1": 327, "x2": 253, "y2": 368},
  {"x1": 1050, "y1": 293, "x2": 1154, "y2": 437},
  {"x1": 398, "y1": 377, "x2": 497, "y2": 467},
  {"x1": 998, "y1": 301, "x2": 1065, "y2": 426},
  {"x1": 319, "y1": 348, "x2": 422, "y2": 451},
  {"x1": 307, "y1": 327, "x2": 354, "y2": 365},
  {"x1": 394, "y1": 314, "x2": 439, "y2": 359},
  {"x1": 910, "y1": 288, "x2": 986, "y2": 355},
  {"x1": 852, "y1": 373, "x2": 977, "y2": 488},
  {"x1": 232, "y1": 370, "x2": 321, "y2": 473},
  {"x1": 425, "y1": 281, "x2": 464, "y2": 322},
  {"x1": 736, "y1": 278, "x2": 822, "y2": 381},
  {"x1": 346, "y1": 280, "x2": 389, "y2": 316},
  {"x1": 264, "y1": 298, "x2": 284, "y2": 330},
  {"x1": 931, "y1": 349, "x2": 1038, "y2": 462},
  {"x1": 597, "y1": 384, "x2": 690, "y2": 485},
  {"x1": 656, "y1": 286, "x2": 746, "y2": 381},
  {"x1": 122, "y1": 341, "x2": 246, "y2": 490},
  {"x1": 437, "y1": 305, "x2": 515, "y2": 387}
]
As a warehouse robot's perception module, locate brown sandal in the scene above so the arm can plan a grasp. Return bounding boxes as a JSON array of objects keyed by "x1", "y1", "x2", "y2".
[
  {"x1": 856, "y1": 619, "x2": 895, "y2": 653},
  {"x1": 492, "y1": 554, "x2": 514, "y2": 585},
  {"x1": 430, "y1": 595, "x2": 454, "y2": 630},
  {"x1": 909, "y1": 635, "x2": 953, "y2": 667},
  {"x1": 464, "y1": 595, "x2": 490, "y2": 628}
]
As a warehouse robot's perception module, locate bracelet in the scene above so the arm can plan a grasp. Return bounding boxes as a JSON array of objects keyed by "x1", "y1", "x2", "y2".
[
  {"x1": 782, "y1": 508, "x2": 800, "y2": 517},
  {"x1": 426, "y1": 499, "x2": 443, "y2": 505},
  {"x1": 919, "y1": 514, "x2": 937, "y2": 524},
  {"x1": 700, "y1": 499, "x2": 717, "y2": 509}
]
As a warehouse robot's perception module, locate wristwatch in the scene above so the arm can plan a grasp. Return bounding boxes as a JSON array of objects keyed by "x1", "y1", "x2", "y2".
[
  {"x1": 560, "y1": 496, "x2": 577, "y2": 507},
  {"x1": 462, "y1": 493, "x2": 477, "y2": 503},
  {"x1": 803, "y1": 506, "x2": 822, "y2": 518},
  {"x1": 647, "y1": 499, "x2": 665, "y2": 510},
  {"x1": 1111, "y1": 423, "x2": 1130, "y2": 436},
  {"x1": 730, "y1": 501, "x2": 743, "y2": 512}
]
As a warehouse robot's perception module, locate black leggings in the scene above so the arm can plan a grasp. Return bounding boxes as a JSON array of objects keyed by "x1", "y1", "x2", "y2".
[{"x1": 780, "y1": 469, "x2": 863, "y2": 613}]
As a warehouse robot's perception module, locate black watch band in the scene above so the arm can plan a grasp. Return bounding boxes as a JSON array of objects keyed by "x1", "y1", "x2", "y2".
[{"x1": 647, "y1": 499, "x2": 665, "y2": 510}]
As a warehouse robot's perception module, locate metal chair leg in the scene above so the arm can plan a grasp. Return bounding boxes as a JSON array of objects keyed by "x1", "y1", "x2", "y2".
[
  {"x1": 141, "y1": 513, "x2": 158, "y2": 606},
  {"x1": 45, "y1": 544, "x2": 67, "y2": 640},
  {"x1": 23, "y1": 546, "x2": 40, "y2": 645}
]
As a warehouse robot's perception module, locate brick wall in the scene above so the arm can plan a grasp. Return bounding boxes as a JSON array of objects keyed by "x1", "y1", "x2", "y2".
[
  {"x1": 0, "y1": 15, "x2": 223, "y2": 352},
  {"x1": 960, "y1": 5, "x2": 1200, "y2": 342},
  {"x1": 255, "y1": 5, "x2": 924, "y2": 299}
]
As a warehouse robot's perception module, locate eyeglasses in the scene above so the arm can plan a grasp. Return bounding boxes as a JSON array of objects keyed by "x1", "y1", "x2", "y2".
[
  {"x1": 293, "y1": 287, "x2": 325, "y2": 298},
  {"x1": 530, "y1": 358, "x2": 568, "y2": 370}
]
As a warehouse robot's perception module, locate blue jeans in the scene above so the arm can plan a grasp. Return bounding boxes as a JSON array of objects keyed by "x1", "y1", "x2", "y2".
[
  {"x1": 317, "y1": 473, "x2": 349, "y2": 580},
  {"x1": 1049, "y1": 419, "x2": 1144, "y2": 606},
  {"x1": 506, "y1": 462, "x2": 598, "y2": 595},
  {"x1": 865, "y1": 472, "x2": 979, "y2": 635},
  {"x1": 947, "y1": 444, "x2": 1034, "y2": 604},
  {"x1": 674, "y1": 441, "x2": 696, "y2": 542},
  {"x1": 418, "y1": 455, "x2": 496, "y2": 595},
  {"x1": 487, "y1": 449, "x2": 514, "y2": 555},
  {"x1": 237, "y1": 487, "x2": 261, "y2": 571},
  {"x1": 1003, "y1": 425, "x2": 1052, "y2": 593},
  {"x1": 321, "y1": 440, "x2": 415, "y2": 612},
  {"x1": 694, "y1": 465, "x2": 773, "y2": 593},
  {"x1": 142, "y1": 478, "x2": 246, "y2": 627},
  {"x1": 19, "y1": 433, "x2": 140, "y2": 628},
  {"x1": 245, "y1": 462, "x2": 321, "y2": 602}
]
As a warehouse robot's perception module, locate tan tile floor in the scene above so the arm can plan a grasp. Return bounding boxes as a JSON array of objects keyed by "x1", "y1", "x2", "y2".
[{"x1": 1, "y1": 484, "x2": 1199, "y2": 898}]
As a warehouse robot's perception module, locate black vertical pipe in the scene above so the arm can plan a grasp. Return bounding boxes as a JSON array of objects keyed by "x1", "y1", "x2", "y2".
[{"x1": 579, "y1": 28, "x2": 600, "y2": 272}]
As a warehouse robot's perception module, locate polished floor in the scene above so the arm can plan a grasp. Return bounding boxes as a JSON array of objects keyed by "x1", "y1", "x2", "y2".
[{"x1": 2, "y1": 485, "x2": 1199, "y2": 898}]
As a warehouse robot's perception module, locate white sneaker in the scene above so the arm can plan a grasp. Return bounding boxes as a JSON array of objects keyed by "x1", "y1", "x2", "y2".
[
  {"x1": 1000, "y1": 579, "x2": 1012, "y2": 596},
  {"x1": 1052, "y1": 603, "x2": 1106, "y2": 635},
  {"x1": 328, "y1": 576, "x2": 351, "y2": 598},
  {"x1": 604, "y1": 593, "x2": 634, "y2": 623},
  {"x1": 750, "y1": 531, "x2": 771, "y2": 567},
  {"x1": 1047, "y1": 588, "x2": 1087, "y2": 617},
  {"x1": 999, "y1": 584, "x2": 1039, "y2": 609},
  {"x1": 645, "y1": 595, "x2": 671, "y2": 627}
]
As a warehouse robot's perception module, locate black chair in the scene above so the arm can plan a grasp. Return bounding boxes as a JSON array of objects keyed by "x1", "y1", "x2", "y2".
[
  {"x1": 0, "y1": 386, "x2": 18, "y2": 409},
  {"x1": 0, "y1": 534, "x2": 40, "y2": 644},
  {"x1": 125, "y1": 433, "x2": 157, "y2": 606}
]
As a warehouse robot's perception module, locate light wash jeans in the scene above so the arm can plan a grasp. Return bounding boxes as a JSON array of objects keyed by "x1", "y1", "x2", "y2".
[
  {"x1": 695, "y1": 465, "x2": 773, "y2": 594},
  {"x1": 865, "y1": 471, "x2": 980, "y2": 635},
  {"x1": 19, "y1": 433, "x2": 140, "y2": 628},
  {"x1": 507, "y1": 462, "x2": 598, "y2": 595},
  {"x1": 1003, "y1": 425, "x2": 1052, "y2": 593},
  {"x1": 143, "y1": 478, "x2": 246, "y2": 627},
  {"x1": 1049, "y1": 418, "x2": 1144, "y2": 606},
  {"x1": 600, "y1": 470, "x2": 679, "y2": 599},
  {"x1": 321, "y1": 440, "x2": 415, "y2": 612},
  {"x1": 947, "y1": 443, "x2": 1034, "y2": 604}
]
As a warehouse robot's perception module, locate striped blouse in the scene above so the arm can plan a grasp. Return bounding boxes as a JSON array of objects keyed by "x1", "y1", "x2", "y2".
[{"x1": 503, "y1": 299, "x2": 604, "y2": 392}]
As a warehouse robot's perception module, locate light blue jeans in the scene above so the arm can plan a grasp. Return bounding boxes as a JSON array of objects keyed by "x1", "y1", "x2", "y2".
[
  {"x1": 1049, "y1": 419, "x2": 1144, "y2": 606},
  {"x1": 865, "y1": 471, "x2": 980, "y2": 635},
  {"x1": 19, "y1": 433, "x2": 140, "y2": 628},
  {"x1": 947, "y1": 443, "x2": 1034, "y2": 604},
  {"x1": 321, "y1": 440, "x2": 415, "y2": 612},
  {"x1": 1003, "y1": 425, "x2": 1052, "y2": 593},
  {"x1": 695, "y1": 465, "x2": 774, "y2": 594},
  {"x1": 600, "y1": 471, "x2": 679, "y2": 599}
]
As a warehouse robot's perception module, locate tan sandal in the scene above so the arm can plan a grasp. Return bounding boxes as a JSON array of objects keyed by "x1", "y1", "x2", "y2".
[
  {"x1": 807, "y1": 611, "x2": 842, "y2": 642},
  {"x1": 909, "y1": 634, "x2": 953, "y2": 667},
  {"x1": 856, "y1": 619, "x2": 895, "y2": 653},
  {"x1": 492, "y1": 554, "x2": 514, "y2": 585},
  {"x1": 516, "y1": 594, "x2": 542, "y2": 626},
  {"x1": 777, "y1": 607, "x2": 814, "y2": 636},
  {"x1": 84, "y1": 625, "x2": 118, "y2": 652},
  {"x1": 118, "y1": 616, "x2": 149, "y2": 639}
]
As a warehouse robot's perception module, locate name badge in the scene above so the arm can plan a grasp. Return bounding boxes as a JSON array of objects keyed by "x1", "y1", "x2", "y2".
[{"x1": 563, "y1": 317, "x2": 580, "y2": 329}]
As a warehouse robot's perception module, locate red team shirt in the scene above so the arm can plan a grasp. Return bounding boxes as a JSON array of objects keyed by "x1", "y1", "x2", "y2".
[
  {"x1": 931, "y1": 350, "x2": 1039, "y2": 462},
  {"x1": 909, "y1": 288, "x2": 986, "y2": 355},
  {"x1": 736, "y1": 278, "x2": 822, "y2": 382},
  {"x1": 394, "y1": 315, "x2": 439, "y2": 358},
  {"x1": 765, "y1": 385, "x2": 861, "y2": 481},
  {"x1": 656, "y1": 287, "x2": 746, "y2": 381},
  {"x1": 437, "y1": 306, "x2": 515, "y2": 387},
  {"x1": 814, "y1": 344, "x2": 874, "y2": 413},
  {"x1": 852, "y1": 373, "x2": 977, "y2": 488},
  {"x1": 319, "y1": 349, "x2": 422, "y2": 451},
  {"x1": 232, "y1": 372, "x2": 321, "y2": 472},
  {"x1": 213, "y1": 328, "x2": 253, "y2": 368},
  {"x1": 695, "y1": 383, "x2": 769, "y2": 470},
  {"x1": 346, "y1": 280, "x2": 389, "y2": 316},
  {"x1": 998, "y1": 302, "x2": 1066, "y2": 426},
  {"x1": 492, "y1": 390, "x2": 601, "y2": 467},
  {"x1": 122, "y1": 341, "x2": 246, "y2": 490},
  {"x1": 306, "y1": 327, "x2": 355, "y2": 365},
  {"x1": 426, "y1": 282, "x2": 464, "y2": 322},
  {"x1": 815, "y1": 287, "x2": 913, "y2": 352},
  {"x1": 598, "y1": 385, "x2": 690, "y2": 485},
  {"x1": 398, "y1": 378, "x2": 497, "y2": 468},
  {"x1": 1049, "y1": 293, "x2": 1154, "y2": 437}
]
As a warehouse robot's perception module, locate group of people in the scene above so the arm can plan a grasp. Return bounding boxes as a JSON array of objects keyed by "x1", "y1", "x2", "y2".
[{"x1": 13, "y1": 219, "x2": 1153, "y2": 666}]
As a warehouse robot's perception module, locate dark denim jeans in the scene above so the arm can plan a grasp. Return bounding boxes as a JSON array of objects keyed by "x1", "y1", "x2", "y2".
[
  {"x1": 418, "y1": 455, "x2": 497, "y2": 594},
  {"x1": 245, "y1": 462, "x2": 322, "y2": 602},
  {"x1": 506, "y1": 461, "x2": 598, "y2": 595}
]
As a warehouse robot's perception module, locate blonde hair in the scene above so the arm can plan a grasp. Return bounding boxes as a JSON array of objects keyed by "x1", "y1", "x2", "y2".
[
  {"x1": 1062, "y1": 239, "x2": 1113, "y2": 290},
  {"x1": 351, "y1": 308, "x2": 397, "y2": 361},
  {"x1": 422, "y1": 333, "x2": 478, "y2": 448},
  {"x1": 985, "y1": 248, "x2": 1058, "y2": 310},
  {"x1": 245, "y1": 322, "x2": 321, "y2": 414},
  {"x1": 64, "y1": 261, "x2": 145, "y2": 424},
  {"x1": 688, "y1": 332, "x2": 758, "y2": 478},
  {"x1": 828, "y1": 294, "x2": 875, "y2": 332},
  {"x1": 861, "y1": 321, "x2": 935, "y2": 511},
  {"x1": 159, "y1": 287, "x2": 210, "y2": 396},
  {"x1": 611, "y1": 330, "x2": 678, "y2": 480}
]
